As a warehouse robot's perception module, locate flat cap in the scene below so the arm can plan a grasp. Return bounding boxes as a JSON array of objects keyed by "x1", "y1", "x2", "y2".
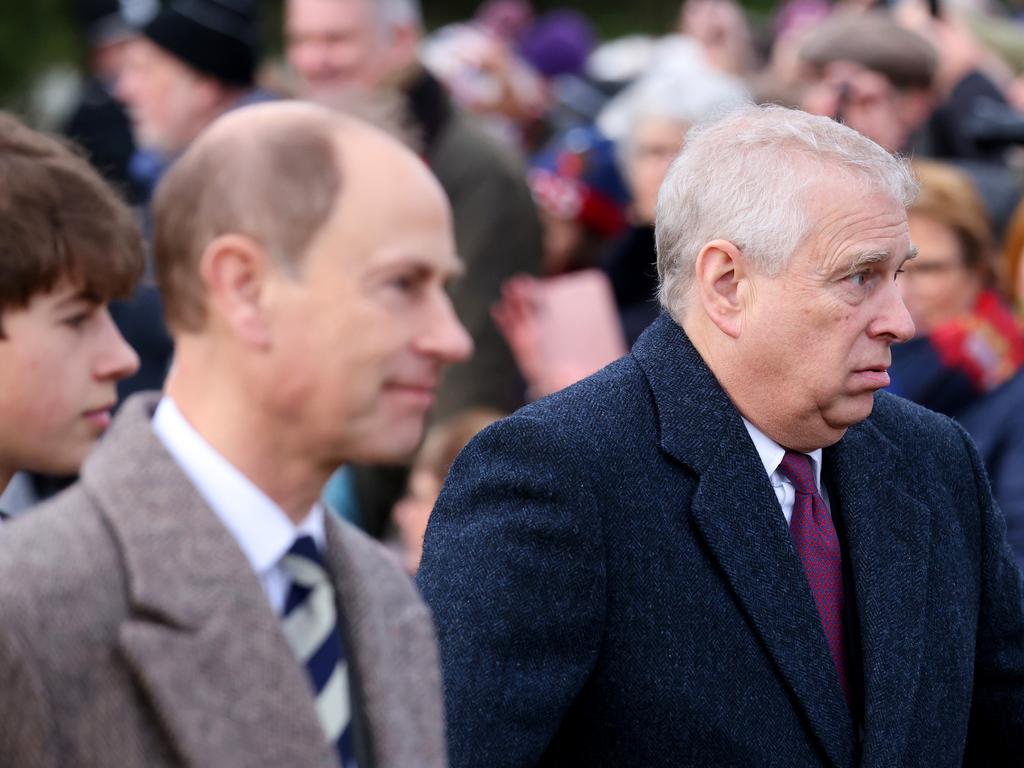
[{"x1": 800, "y1": 11, "x2": 938, "y2": 91}]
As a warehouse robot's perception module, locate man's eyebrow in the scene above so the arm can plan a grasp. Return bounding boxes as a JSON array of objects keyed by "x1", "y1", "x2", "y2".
[
  {"x1": 843, "y1": 247, "x2": 918, "y2": 272},
  {"x1": 370, "y1": 254, "x2": 466, "y2": 280},
  {"x1": 847, "y1": 250, "x2": 889, "y2": 270},
  {"x1": 901, "y1": 246, "x2": 920, "y2": 264}
]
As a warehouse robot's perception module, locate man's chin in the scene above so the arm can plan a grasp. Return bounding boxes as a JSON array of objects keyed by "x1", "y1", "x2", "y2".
[{"x1": 825, "y1": 394, "x2": 876, "y2": 433}]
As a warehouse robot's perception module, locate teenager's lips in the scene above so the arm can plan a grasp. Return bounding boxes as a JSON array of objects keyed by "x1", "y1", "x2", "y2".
[{"x1": 82, "y1": 404, "x2": 115, "y2": 431}]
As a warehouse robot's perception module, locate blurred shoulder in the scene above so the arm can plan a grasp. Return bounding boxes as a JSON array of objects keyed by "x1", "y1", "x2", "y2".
[
  {"x1": 429, "y1": 108, "x2": 529, "y2": 188},
  {"x1": 462, "y1": 354, "x2": 655, "y2": 466},
  {"x1": 0, "y1": 483, "x2": 124, "y2": 632}
]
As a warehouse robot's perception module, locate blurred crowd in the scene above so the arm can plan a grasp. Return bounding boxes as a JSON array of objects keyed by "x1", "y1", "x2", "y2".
[{"x1": 7, "y1": 0, "x2": 1024, "y2": 573}]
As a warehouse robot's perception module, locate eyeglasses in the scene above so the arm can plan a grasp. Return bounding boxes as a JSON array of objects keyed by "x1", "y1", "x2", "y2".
[{"x1": 899, "y1": 260, "x2": 965, "y2": 279}]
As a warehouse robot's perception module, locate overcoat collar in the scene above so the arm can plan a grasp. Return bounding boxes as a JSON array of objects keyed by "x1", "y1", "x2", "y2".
[
  {"x1": 80, "y1": 393, "x2": 339, "y2": 768},
  {"x1": 632, "y1": 314, "x2": 929, "y2": 768}
]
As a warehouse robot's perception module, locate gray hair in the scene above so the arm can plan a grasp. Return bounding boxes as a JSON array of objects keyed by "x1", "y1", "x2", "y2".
[
  {"x1": 611, "y1": 70, "x2": 747, "y2": 174},
  {"x1": 374, "y1": 0, "x2": 421, "y2": 30},
  {"x1": 655, "y1": 104, "x2": 917, "y2": 317},
  {"x1": 597, "y1": 37, "x2": 748, "y2": 151}
]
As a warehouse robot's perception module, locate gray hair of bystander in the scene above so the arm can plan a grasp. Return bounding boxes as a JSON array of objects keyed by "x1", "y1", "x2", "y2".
[{"x1": 373, "y1": 0, "x2": 422, "y2": 30}]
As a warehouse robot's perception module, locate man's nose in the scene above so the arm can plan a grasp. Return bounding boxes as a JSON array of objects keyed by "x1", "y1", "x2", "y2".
[
  {"x1": 872, "y1": 281, "x2": 916, "y2": 343},
  {"x1": 422, "y1": 295, "x2": 474, "y2": 365}
]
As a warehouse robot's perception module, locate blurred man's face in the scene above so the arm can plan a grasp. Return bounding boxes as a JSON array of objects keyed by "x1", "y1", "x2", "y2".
[
  {"x1": 627, "y1": 117, "x2": 688, "y2": 226},
  {"x1": 286, "y1": 0, "x2": 400, "y2": 101},
  {"x1": 734, "y1": 182, "x2": 916, "y2": 451},
  {"x1": 265, "y1": 133, "x2": 473, "y2": 467},
  {"x1": 117, "y1": 39, "x2": 210, "y2": 156},
  {"x1": 0, "y1": 283, "x2": 139, "y2": 483},
  {"x1": 801, "y1": 62, "x2": 918, "y2": 154}
]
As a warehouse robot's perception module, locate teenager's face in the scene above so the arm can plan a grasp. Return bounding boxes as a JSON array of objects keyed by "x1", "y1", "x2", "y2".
[{"x1": 0, "y1": 282, "x2": 138, "y2": 486}]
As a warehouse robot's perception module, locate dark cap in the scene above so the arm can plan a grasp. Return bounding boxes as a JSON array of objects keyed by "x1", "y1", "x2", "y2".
[
  {"x1": 800, "y1": 11, "x2": 938, "y2": 91},
  {"x1": 76, "y1": 0, "x2": 157, "y2": 45},
  {"x1": 143, "y1": 0, "x2": 260, "y2": 86}
]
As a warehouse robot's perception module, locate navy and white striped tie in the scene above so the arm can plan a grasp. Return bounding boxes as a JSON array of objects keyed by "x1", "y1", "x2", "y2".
[{"x1": 281, "y1": 535, "x2": 357, "y2": 767}]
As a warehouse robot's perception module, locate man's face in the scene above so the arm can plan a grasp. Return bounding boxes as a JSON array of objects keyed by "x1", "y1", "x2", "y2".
[
  {"x1": 0, "y1": 284, "x2": 139, "y2": 479},
  {"x1": 116, "y1": 39, "x2": 210, "y2": 155},
  {"x1": 801, "y1": 62, "x2": 916, "y2": 154},
  {"x1": 627, "y1": 117, "x2": 688, "y2": 226},
  {"x1": 286, "y1": 0, "x2": 398, "y2": 101},
  {"x1": 736, "y1": 184, "x2": 916, "y2": 450},
  {"x1": 264, "y1": 137, "x2": 473, "y2": 467}
]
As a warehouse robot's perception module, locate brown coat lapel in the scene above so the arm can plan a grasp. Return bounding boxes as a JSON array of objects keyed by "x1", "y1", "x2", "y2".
[
  {"x1": 324, "y1": 519, "x2": 447, "y2": 768},
  {"x1": 84, "y1": 394, "x2": 339, "y2": 768}
]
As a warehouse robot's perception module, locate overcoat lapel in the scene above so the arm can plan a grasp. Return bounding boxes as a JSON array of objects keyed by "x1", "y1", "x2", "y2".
[
  {"x1": 633, "y1": 315, "x2": 855, "y2": 768},
  {"x1": 80, "y1": 394, "x2": 338, "y2": 768},
  {"x1": 322, "y1": 518, "x2": 446, "y2": 768},
  {"x1": 826, "y1": 420, "x2": 931, "y2": 767}
]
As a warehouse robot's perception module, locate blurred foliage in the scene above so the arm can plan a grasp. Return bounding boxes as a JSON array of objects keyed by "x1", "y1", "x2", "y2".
[
  {"x1": 0, "y1": 0, "x2": 778, "y2": 116},
  {"x1": 0, "y1": 0, "x2": 83, "y2": 110}
]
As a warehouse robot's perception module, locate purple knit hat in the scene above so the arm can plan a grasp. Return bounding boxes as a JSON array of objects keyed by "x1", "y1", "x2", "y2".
[{"x1": 518, "y1": 10, "x2": 597, "y2": 79}]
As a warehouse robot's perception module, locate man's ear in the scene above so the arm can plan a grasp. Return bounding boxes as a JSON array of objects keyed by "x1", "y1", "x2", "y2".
[
  {"x1": 693, "y1": 239, "x2": 748, "y2": 339},
  {"x1": 386, "y1": 22, "x2": 421, "y2": 72},
  {"x1": 198, "y1": 234, "x2": 273, "y2": 349}
]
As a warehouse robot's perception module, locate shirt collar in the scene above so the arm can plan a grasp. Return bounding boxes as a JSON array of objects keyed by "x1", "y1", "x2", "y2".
[
  {"x1": 151, "y1": 397, "x2": 325, "y2": 577},
  {"x1": 741, "y1": 417, "x2": 824, "y2": 492}
]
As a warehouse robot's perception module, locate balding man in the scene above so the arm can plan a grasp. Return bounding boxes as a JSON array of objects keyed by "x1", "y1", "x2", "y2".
[{"x1": 0, "y1": 102, "x2": 469, "y2": 768}]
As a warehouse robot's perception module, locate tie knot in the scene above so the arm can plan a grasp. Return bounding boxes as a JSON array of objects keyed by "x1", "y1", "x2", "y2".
[
  {"x1": 282, "y1": 535, "x2": 328, "y2": 588},
  {"x1": 778, "y1": 450, "x2": 818, "y2": 496}
]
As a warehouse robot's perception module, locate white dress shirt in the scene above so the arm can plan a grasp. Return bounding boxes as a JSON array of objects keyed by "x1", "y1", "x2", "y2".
[
  {"x1": 152, "y1": 397, "x2": 325, "y2": 614},
  {"x1": 741, "y1": 417, "x2": 830, "y2": 526}
]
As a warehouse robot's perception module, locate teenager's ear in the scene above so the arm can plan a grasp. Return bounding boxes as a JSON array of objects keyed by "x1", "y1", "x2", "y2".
[{"x1": 198, "y1": 234, "x2": 273, "y2": 349}]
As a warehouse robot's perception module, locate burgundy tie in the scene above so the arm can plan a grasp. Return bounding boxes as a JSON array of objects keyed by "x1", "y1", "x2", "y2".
[{"x1": 778, "y1": 450, "x2": 850, "y2": 705}]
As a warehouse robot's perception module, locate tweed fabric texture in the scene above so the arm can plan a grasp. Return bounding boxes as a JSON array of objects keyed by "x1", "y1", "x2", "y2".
[
  {"x1": 0, "y1": 393, "x2": 446, "y2": 768},
  {"x1": 419, "y1": 312, "x2": 1024, "y2": 768},
  {"x1": 779, "y1": 450, "x2": 849, "y2": 704}
]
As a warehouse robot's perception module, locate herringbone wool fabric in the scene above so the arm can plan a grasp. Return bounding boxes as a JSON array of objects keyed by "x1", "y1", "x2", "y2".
[
  {"x1": 778, "y1": 450, "x2": 849, "y2": 705},
  {"x1": 419, "y1": 313, "x2": 1024, "y2": 767},
  {"x1": 281, "y1": 535, "x2": 356, "y2": 767}
]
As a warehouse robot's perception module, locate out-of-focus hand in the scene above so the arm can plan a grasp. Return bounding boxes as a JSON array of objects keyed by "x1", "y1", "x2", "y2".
[
  {"x1": 493, "y1": 275, "x2": 548, "y2": 398},
  {"x1": 894, "y1": 0, "x2": 1009, "y2": 95},
  {"x1": 493, "y1": 275, "x2": 605, "y2": 400}
]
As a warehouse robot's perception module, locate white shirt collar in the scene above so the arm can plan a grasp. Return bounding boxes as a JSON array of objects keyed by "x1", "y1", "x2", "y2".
[
  {"x1": 741, "y1": 417, "x2": 824, "y2": 492},
  {"x1": 151, "y1": 397, "x2": 325, "y2": 578}
]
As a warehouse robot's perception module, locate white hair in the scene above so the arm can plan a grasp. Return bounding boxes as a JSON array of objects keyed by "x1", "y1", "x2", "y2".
[
  {"x1": 374, "y1": 0, "x2": 421, "y2": 29},
  {"x1": 608, "y1": 69, "x2": 748, "y2": 174},
  {"x1": 655, "y1": 104, "x2": 917, "y2": 318},
  {"x1": 597, "y1": 37, "x2": 748, "y2": 146}
]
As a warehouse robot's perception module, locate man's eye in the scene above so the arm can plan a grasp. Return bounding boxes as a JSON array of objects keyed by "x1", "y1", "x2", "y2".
[
  {"x1": 894, "y1": 268, "x2": 905, "y2": 281},
  {"x1": 848, "y1": 271, "x2": 869, "y2": 287},
  {"x1": 390, "y1": 274, "x2": 422, "y2": 293}
]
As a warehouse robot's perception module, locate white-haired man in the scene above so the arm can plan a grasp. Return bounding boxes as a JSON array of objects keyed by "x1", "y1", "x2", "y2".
[{"x1": 419, "y1": 105, "x2": 1024, "y2": 767}]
